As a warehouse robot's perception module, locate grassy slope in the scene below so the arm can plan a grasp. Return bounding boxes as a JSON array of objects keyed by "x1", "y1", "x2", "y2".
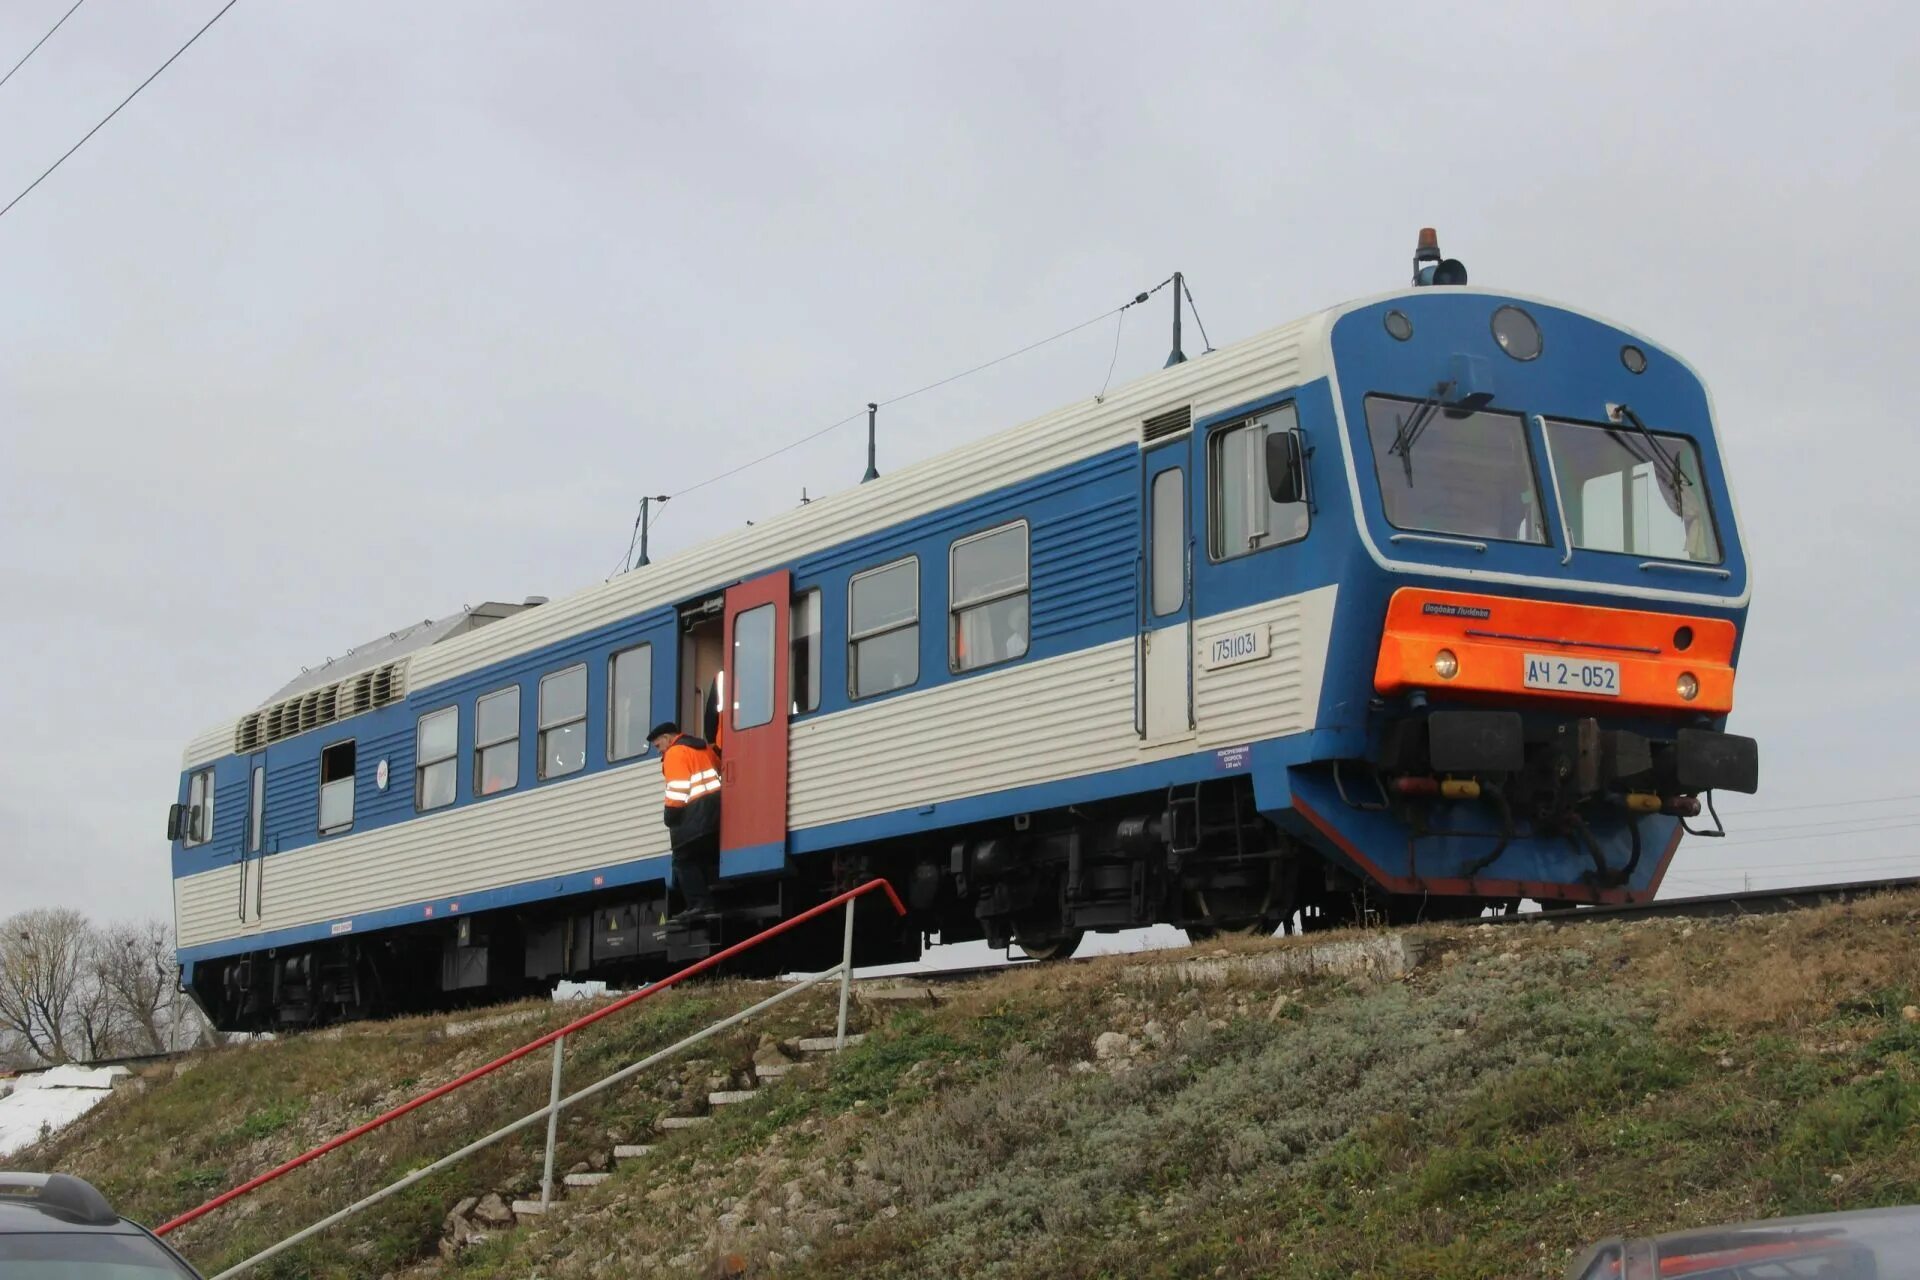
[{"x1": 21, "y1": 893, "x2": 1920, "y2": 1279}]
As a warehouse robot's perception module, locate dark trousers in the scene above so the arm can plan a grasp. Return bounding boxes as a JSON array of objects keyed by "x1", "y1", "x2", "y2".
[{"x1": 671, "y1": 832, "x2": 720, "y2": 914}]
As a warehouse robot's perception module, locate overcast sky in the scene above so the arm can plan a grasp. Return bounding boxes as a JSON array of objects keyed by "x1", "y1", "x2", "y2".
[{"x1": 1, "y1": 2, "x2": 1916, "y2": 927}]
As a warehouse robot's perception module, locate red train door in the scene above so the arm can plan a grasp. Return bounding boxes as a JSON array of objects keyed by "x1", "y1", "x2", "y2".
[{"x1": 718, "y1": 570, "x2": 791, "y2": 876}]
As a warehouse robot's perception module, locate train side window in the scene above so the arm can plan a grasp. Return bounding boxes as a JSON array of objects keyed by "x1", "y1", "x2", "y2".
[
  {"x1": 949, "y1": 521, "x2": 1029, "y2": 672},
  {"x1": 733, "y1": 603, "x2": 776, "y2": 730},
  {"x1": 608, "y1": 644, "x2": 653, "y2": 762},
  {"x1": 848, "y1": 557, "x2": 919, "y2": 699},
  {"x1": 538, "y1": 665, "x2": 587, "y2": 780},
  {"x1": 790, "y1": 590, "x2": 821, "y2": 714},
  {"x1": 475, "y1": 687, "x2": 520, "y2": 795},
  {"x1": 318, "y1": 741, "x2": 355, "y2": 836},
  {"x1": 247, "y1": 765, "x2": 264, "y2": 853},
  {"x1": 415, "y1": 707, "x2": 458, "y2": 812},
  {"x1": 1150, "y1": 468, "x2": 1185, "y2": 616},
  {"x1": 185, "y1": 768, "x2": 215, "y2": 846},
  {"x1": 1209, "y1": 403, "x2": 1309, "y2": 560}
]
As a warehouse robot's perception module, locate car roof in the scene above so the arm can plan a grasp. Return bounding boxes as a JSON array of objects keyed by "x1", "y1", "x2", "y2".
[{"x1": 0, "y1": 1172, "x2": 138, "y2": 1234}]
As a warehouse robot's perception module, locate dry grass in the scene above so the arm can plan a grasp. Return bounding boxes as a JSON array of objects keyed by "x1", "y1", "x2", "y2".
[{"x1": 22, "y1": 891, "x2": 1920, "y2": 1279}]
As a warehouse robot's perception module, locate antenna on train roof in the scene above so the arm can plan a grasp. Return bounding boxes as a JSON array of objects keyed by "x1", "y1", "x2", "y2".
[
  {"x1": 862, "y1": 403, "x2": 879, "y2": 484},
  {"x1": 631, "y1": 494, "x2": 670, "y2": 569},
  {"x1": 1164, "y1": 271, "x2": 1187, "y2": 367}
]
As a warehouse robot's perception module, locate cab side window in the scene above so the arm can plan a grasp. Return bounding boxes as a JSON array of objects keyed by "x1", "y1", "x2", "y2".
[
  {"x1": 1209, "y1": 403, "x2": 1309, "y2": 559},
  {"x1": 185, "y1": 768, "x2": 215, "y2": 846}
]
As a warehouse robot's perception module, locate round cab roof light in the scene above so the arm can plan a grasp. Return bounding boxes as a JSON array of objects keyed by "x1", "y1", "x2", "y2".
[
  {"x1": 1491, "y1": 306, "x2": 1542, "y2": 361},
  {"x1": 1433, "y1": 649, "x2": 1459, "y2": 680},
  {"x1": 1676, "y1": 672, "x2": 1699, "y2": 701},
  {"x1": 1384, "y1": 310, "x2": 1413, "y2": 341},
  {"x1": 1621, "y1": 344, "x2": 1648, "y2": 374}
]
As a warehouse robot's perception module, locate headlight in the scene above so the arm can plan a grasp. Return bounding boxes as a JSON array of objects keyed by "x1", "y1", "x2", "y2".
[
  {"x1": 1434, "y1": 649, "x2": 1459, "y2": 679},
  {"x1": 1676, "y1": 672, "x2": 1699, "y2": 701}
]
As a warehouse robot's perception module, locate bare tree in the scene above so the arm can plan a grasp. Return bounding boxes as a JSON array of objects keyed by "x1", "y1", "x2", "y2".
[
  {"x1": 93, "y1": 919, "x2": 183, "y2": 1055},
  {"x1": 0, "y1": 908, "x2": 94, "y2": 1063}
]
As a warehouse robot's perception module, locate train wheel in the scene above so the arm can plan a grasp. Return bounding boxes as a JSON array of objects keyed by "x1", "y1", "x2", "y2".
[{"x1": 1014, "y1": 930, "x2": 1083, "y2": 961}]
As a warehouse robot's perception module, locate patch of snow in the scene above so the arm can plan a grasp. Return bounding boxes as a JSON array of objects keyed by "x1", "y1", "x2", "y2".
[
  {"x1": 0, "y1": 1067, "x2": 127, "y2": 1156},
  {"x1": 8, "y1": 1065, "x2": 129, "y2": 1092}
]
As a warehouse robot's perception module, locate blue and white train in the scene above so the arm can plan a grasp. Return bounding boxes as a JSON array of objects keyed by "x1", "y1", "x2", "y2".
[{"x1": 169, "y1": 234, "x2": 1759, "y2": 1028}]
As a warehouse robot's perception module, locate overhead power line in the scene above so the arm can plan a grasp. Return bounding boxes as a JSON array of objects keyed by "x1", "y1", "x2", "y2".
[
  {"x1": 0, "y1": 0, "x2": 239, "y2": 225},
  {"x1": 612, "y1": 277, "x2": 1184, "y2": 573},
  {"x1": 1716, "y1": 791, "x2": 1920, "y2": 817},
  {"x1": 0, "y1": 0, "x2": 87, "y2": 93}
]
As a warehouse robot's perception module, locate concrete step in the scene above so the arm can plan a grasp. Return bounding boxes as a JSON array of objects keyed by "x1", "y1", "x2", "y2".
[
  {"x1": 564, "y1": 1172, "x2": 611, "y2": 1189},
  {"x1": 613, "y1": 1144, "x2": 653, "y2": 1160},
  {"x1": 657, "y1": 1115, "x2": 710, "y2": 1132},
  {"x1": 708, "y1": 1089, "x2": 758, "y2": 1107},
  {"x1": 754, "y1": 1062, "x2": 794, "y2": 1081},
  {"x1": 794, "y1": 1033, "x2": 864, "y2": 1054},
  {"x1": 511, "y1": 1199, "x2": 551, "y2": 1217}
]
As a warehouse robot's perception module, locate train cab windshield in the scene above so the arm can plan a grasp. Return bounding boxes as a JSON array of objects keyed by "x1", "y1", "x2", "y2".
[
  {"x1": 1362, "y1": 394, "x2": 1547, "y2": 544},
  {"x1": 1361, "y1": 394, "x2": 1722, "y2": 565},
  {"x1": 1543, "y1": 417, "x2": 1720, "y2": 563}
]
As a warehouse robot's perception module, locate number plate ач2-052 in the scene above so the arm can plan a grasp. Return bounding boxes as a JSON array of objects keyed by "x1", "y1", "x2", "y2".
[{"x1": 1522, "y1": 653, "x2": 1621, "y2": 696}]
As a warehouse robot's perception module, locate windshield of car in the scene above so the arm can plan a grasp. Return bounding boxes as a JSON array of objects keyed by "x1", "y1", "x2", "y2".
[
  {"x1": 1543, "y1": 417, "x2": 1720, "y2": 564},
  {"x1": 0, "y1": 1232, "x2": 199, "y2": 1278},
  {"x1": 1363, "y1": 394, "x2": 1547, "y2": 545}
]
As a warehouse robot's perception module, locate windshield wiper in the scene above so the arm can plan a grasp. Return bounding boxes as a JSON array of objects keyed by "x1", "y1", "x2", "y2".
[
  {"x1": 1388, "y1": 378, "x2": 1456, "y2": 486},
  {"x1": 1606, "y1": 402, "x2": 1690, "y2": 510}
]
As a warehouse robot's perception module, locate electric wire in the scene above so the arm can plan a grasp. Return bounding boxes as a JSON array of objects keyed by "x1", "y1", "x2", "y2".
[
  {"x1": 613, "y1": 276, "x2": 1184, "y2": 573},
  {"x1": 1688, "y1": 811, "x2": 1920, "y2": 839},
  {"x1": 873, "y1": 282, "x2": 1166, "y2": 411},
  {"x1": 0, "y1": 0, "x2": 86, "y2": 93},
  {"x1": 1096, "y1": 306, "x2": 1127, "y2": 402},
  {"x1": 0, "y1": 0, "x2": 239, "y2": 225},
  {"x1": 1715, "y1": 791, "x2": 1920, "y2": 817}
]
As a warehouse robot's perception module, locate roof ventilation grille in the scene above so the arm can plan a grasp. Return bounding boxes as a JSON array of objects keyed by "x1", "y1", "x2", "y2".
[{"x1": 1141, "y1": 405, "x2": 1192, "y2": 442}]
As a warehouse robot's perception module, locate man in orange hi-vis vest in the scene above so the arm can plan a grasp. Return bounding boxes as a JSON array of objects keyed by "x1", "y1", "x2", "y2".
[{"x1": 650, "y1": 721, "x2": 723, "y2": 917}]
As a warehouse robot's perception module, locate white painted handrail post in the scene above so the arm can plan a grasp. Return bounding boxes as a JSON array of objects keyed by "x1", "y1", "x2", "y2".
[
  {"x1": 540, "y1": 1034, "x2": 564, "y2": 1207},
  {"x1": 836, "y1": 900, "x2": 855, "y2": 1048}
]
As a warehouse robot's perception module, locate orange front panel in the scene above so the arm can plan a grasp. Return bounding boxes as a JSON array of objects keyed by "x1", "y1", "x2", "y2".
[{"x1": 1373, "y1": 588, "x2": 1738, "y2": 715}]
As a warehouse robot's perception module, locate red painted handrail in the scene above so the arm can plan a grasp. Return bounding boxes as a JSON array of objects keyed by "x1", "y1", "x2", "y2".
[{"x1": 155, "y1": 877, "x2": 906, "y2": 1236}]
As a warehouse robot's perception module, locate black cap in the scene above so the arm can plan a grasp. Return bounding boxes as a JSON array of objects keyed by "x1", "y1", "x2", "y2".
[{"x1": 647, "y1": 722, "x2": 680, "y2": 740}]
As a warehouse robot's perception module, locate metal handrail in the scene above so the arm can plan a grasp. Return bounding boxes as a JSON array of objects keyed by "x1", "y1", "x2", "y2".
[{"x1": 156, "y1": 878, "x2": 907, "y2": 1241}]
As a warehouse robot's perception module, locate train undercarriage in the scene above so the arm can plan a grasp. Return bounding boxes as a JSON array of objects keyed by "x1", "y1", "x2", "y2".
[{"x1": 186, "y1": 770, "x2": 1535, "y2": 1032}]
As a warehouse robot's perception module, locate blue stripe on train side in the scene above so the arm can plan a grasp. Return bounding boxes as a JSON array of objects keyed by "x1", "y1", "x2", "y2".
[{"x1": 169, "y1": 429, "x2": 1175, "y2": 885}]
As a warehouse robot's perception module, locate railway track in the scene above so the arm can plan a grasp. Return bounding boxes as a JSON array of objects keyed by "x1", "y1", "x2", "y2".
[
  {"x1": 855, "y1": 875, "x2": 1920, "y2": 988},
  {"x1": 34, "y1": 876, "x2": 1914, "y2": 1073},
  {"x1": 1495, "y1": 875, "x2": 1920, "y2": 926}
]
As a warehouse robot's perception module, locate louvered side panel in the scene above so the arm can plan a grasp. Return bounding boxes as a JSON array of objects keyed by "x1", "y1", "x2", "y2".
[
  {"x1": 1030, "y1": 501, "x2": 1137, "y2": 642},
  {"x1": 183, "y1": 721, "x2": 238, "y2": 769},
  {"x1": 175, "y1": 863, "x2": 245, "y2": 949},
  {"x1": 1192, "y1": 586, "x2": 1339, "y2": 748},
  {"x1": 176, "y1": 763, "x2": 673, "y2": 951},
  {"x1": 788, "y1": 640, "x2": 1142, "y2": 831},
  {"x1": 352, "y1": 722, "x2": 416, "y2": 829}
]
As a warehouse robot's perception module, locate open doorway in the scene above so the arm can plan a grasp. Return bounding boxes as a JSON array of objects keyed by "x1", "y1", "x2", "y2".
[{"x1": 678, "y1": 596, "x2": 726, "y2": 740}]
